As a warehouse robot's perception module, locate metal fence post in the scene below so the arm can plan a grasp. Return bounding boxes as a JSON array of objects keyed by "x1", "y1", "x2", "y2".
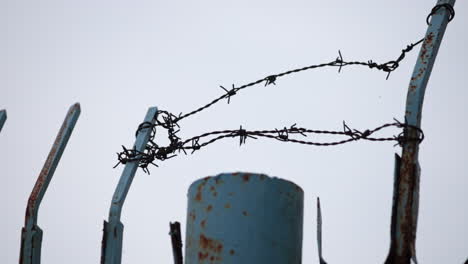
[
  {"x1": 19, "y1": 103, "x2": 81, "y2": 264},
  {"x1": 0, "y1": 110, "x2": 6, "y2": 132},
  {"x1": 385, "y1": 1, "x2": 455, "y2": 263},
  {"x1": 101, "y1": 106, "x2": 158, "y2": 264},
  {"x1": 317, "y1": 197, "x2": 327, "y2": 264},
  {"x1": 185, "y1": 173, "x2": 304, "y2": 264}
]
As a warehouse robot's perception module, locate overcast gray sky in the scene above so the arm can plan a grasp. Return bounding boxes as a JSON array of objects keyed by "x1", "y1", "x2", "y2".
[{"x1": 2, "y1": 0, "x2": 468, "y2": 263}]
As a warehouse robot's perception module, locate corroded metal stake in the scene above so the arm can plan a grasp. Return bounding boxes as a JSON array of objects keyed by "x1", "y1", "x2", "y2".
[
  {"x1": 0, "y1": 110, "x2": 6, "y2": 132},
  {"x1": 385, "y1": 1, "x2": 455, "y2": 263},
  {"x1": 169, "y1": 222, "x2": 183, "y2": 264},
  {"x1": 19, "y1": 103, "x2": 81, "y2": 264},
  {"x1": 101, "y1": 106, "x2": 158, "y2": 264}
]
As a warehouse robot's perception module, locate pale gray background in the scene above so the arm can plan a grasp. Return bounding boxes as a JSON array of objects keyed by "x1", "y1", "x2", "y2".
[{"x1": 2, "y1": 0, "x2": 467, "y2": 263}]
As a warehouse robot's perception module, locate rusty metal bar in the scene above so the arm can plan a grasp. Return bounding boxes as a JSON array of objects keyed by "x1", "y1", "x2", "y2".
[
  {"x1": 19, "y1": 103, "x2": 81, "y2": 264},
  {"x1": 385, "y1": 1, "x2": 455, "y2": 264},
  {"x1": 169, "y1": 222, "x2": 183, "y2": 264},
  {"x1": 101, "y1": 106, "x2": 158, "y2": 264},
  {"x1": 317, "y1": 197, "x2": 327, "y2": 264},
  {"x1": 0, "y1": 109, "x2": 6, "y2": 133}
]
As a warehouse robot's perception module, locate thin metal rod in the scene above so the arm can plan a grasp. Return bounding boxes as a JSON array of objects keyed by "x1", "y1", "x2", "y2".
[
  {"x1": 19, "y1": 103, "x2": 81, "y2": 264},
  {"x1": 170, "y1": 222, "x2": 183, "y2": 264},
  {"x1": 385, "y1": 1, "x2": 455, "y2": 263},
  {"x1": 101, "y1": 106, "x2": 158, "y2": 264},
  {"x1": 317, "y1": 197, "x2": 327, "y2": 264},
  {"x1": 0, "y1": 110, "x2": 6, "y2": 132}
]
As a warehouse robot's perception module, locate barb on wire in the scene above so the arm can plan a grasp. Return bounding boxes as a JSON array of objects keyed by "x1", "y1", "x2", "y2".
[
  {"x1": 264, "y1": 75, "x2": 277, "y2": 86},
  {"x1": 220, "y1": 84, "x2": 238, "y2": 104}
]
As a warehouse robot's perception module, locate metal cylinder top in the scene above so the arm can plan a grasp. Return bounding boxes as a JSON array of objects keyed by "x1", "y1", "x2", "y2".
[{"x1": 185, "y1": 172, "x2": 304, "y2": 264}]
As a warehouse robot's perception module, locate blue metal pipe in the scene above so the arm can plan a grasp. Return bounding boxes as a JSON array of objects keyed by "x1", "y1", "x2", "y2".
[
  {"x1": 0, "y1": 109, "x2": 6, "y2": 132},
  {"x1": 386, "y1": 1, "x2": 455, "y2": 263},
  {"x1": 101, "y1": 106, "x2": 158, "y2": 264},
  {"x1": 185, "y1": 172, "x2": 304, "y2": 264},
  {"x1": 19, "y1": 103, "x2": 81, "y2": 264}
]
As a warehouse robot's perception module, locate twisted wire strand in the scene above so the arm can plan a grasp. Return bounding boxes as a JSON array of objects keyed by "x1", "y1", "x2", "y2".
[{"x1": 113, "y1": 8, "x2": 449, "y2": 173}]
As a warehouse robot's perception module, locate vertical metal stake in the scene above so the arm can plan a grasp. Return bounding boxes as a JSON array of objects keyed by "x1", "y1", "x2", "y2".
[
  {"x1": 169, "y1": 222, "x2": 183, "y2": 264},
  {"x1": 19, "y1": 103, "x2": 81, "y2": 264},
  {"x1": 317, "y1": 197, "x2": 327, "y2": 264},
  {"x1": 0, "y1": 110, "x2": 7, "y2": 133},
  {"x1": 385, "y1": 1, "x2": 455, "y2": 263},
  {"x1": 101, "y1": 106, "x2": 158, "y2": 264}
]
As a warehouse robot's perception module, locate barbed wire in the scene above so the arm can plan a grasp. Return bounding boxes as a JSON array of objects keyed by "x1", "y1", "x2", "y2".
[
  {"x1": 114, "y1": 117, "x2": 424, "y2": 174},
  {"x1": 173, "y1": 38, "x2": 424, "y2": 123},
  {"x1": 113, "y1": 15, "x2": 439, "y2": 173}
]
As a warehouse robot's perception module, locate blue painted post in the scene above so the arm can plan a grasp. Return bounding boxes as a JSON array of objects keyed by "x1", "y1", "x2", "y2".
[
  {"x1": 385, "y1": 1, "x2": 455, "y2": 264},
  {"x1": 101, "y1": 106, "x2": 158, "y2": 264},
  {"x1": 185, "y1": 172, "x2": 304, "y2": 264},
  {"x1": 0, "y1": 110, "x2": 6, "y2": 132},
  {"x1": 19, "y1": 103, "x2": 81, "y2": 264}
]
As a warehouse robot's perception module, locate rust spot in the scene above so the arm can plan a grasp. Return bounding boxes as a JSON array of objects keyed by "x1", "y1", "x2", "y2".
[
  {"x1": 230, "y1": 249, "x2": 235, "y2": 255},
  {"x1": 409, "y1": 85, "x2": 417, "y2": 92},
  {"x1": 224, "y1": 203, "x2": 231, "y2": 208},
  {"x1": 195, "y1": 192, "x2": 202, "y2": 202},
  {"x1": 242, "y1": 211, "x2": 248, "y2": 216},
  {"x1": 420, "y1": 33, "x2": 433, "y2": 64},
  {"x1": 198, "y1": 251, "x2": 209, "y2": 261},
  {"x1": 206, "y1": 205, "x2": 213, "y2": 212},
  {"x1": 210, "y1": 186, "x2": 215, "y2": 191},
  {"x1": 203, "y1": 176, "x2": 211, "y2": 181},
  {"x1": 242, "y1": 174, "x2": 250, "y2": 182},
  {"x1": 199, "y1": 234, "x2": 224, "y2": 254},
  {"x1": 195, "y1": 181, "x2": 207, "y2": 202},
  {"x1": 232, "y1": 172, "x2": 239, "y2": 176},
  {"x1": 413, "y1": 67, "x2": 426, "y2": 82},
  {"x1": 215, "y1": 177, "x2": 224, "y2": 185},
  {"x1": 426, "y1": 32, "x2": 434, "y2": 44},
  {"x1": 213, "y1": 191, "x2": 218, "y2": 197},
  {"x1": 201, "y1": 220, "x2": 206, "y2": 228},
  {"x1": 420, "y1": 47, "x2": 427, "y2": 61},
  {"x1": 189, "y1": 211, "x2": 196, "y2": 221}
]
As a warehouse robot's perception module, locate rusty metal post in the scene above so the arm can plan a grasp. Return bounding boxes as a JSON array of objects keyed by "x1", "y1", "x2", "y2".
[
  {"x1": 169, "y1": 222, "x2": 183, "y2": 264},
  {"x1": 19, "y1": 103, "x2": 81, "y2": 264},
  {"x1": 385, "y1": 1, "x2": 455, "y2": 263},
  {"x1": 0, "y1": 109, "x2": 6, "y2": 132},
  {"x1": 101, "y1": 106, "x2": 158, "y2": 264},
  {"x1": 185, "y1": 172, "x2": 304, "y2": 264}
]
